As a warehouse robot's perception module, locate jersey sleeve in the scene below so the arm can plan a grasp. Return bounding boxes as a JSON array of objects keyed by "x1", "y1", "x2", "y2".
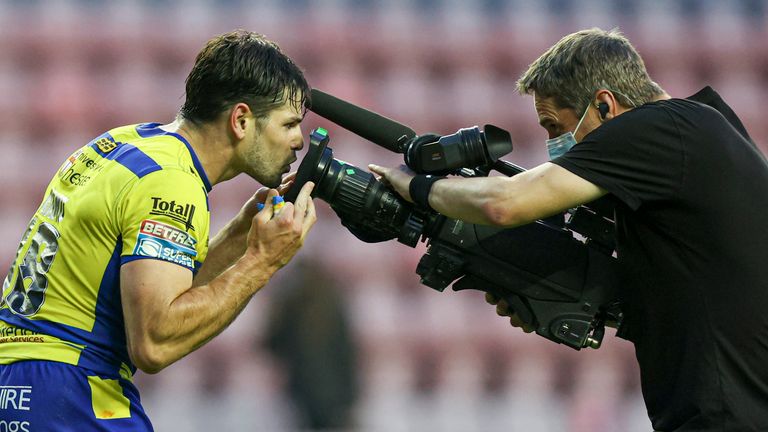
[
  {"x1": 551, "y1": 104, "x2": 685, "y2": 211},
  {"x1": 117, "y1": 168, "x2": 210, "y2": 273}
]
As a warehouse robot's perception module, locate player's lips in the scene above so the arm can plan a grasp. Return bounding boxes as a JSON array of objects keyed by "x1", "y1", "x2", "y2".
[{"x1": 283, "y1": 158, "x2": 297, "y2": 173}]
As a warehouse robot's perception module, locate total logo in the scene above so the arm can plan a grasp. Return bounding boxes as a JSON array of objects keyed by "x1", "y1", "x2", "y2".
[{"x1": 150, "y1": 197, "x2": 196, "y2": 230}]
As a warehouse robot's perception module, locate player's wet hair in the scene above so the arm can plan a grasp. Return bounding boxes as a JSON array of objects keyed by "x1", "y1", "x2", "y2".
[{"x1": 181, "y1": 30, "x2": 309, "y2": 124}]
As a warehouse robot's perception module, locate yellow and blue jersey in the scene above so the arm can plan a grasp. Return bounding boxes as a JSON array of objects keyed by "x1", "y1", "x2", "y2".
[{"x1": 0, "y1": 123, "x2": 211, "y2": 380}]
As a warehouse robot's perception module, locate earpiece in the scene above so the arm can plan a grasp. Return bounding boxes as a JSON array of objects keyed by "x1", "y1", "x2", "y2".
[{"x1": 598, "y1": 102, "x2": 609, "y2": 120}]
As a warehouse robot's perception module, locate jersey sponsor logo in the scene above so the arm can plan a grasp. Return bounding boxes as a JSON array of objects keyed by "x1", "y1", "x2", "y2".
[
  {"x1": 0, "y1": 421, "x2": 30, "y2": 432},
  {"x1": 95, "y1": 137, "x2": 117, "y2": 153},
  {"x1": 139, "y1": 220, "x2": 197, "y2": 249},
  {"x1": 58, "y1": 150, "x2": 80, "y2": 176},
  {"x1": 138, "y1": 238, "x2": 163, "y2": 257},
  {"x1": 133, "y1": 219, "x2": 198, "y2": 270},
  {"x1": 0, "y1": 386, "x2": 32, "y2": 411},
  {"x1": 58, "y1": 168, "x2": 94, "y2": 187},
  {"x1": 62, "y1": 149, "x2": 105, "y2": 172},
  {"x1": 58, "y1": 149, "x2": 105, "y2": 188},
  {"x1": 0, "y1": 326, "x2": 44, "y2": 343},
  {"x1": 0, "y1": 336, "x2": 43, "y2": 343},
  {"x1": 0, "y1": 387, "x2": 32, "y2": 432},
  {"x1": 150, "y1": 197, "x2": 196, "y2": 230}
]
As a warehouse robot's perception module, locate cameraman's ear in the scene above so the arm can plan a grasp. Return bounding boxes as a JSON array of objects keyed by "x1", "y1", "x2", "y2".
[
  {"x1": 595, "y1": 90, "x2": 620, "y2": 121},
  {"x1": 229, "y1": 103, "x2": 252, "y2": 140}
]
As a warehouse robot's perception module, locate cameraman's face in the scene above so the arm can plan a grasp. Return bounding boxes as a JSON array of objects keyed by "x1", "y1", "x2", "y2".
[
  {"x1": 243, "y1": 98, "x2": 304, "y2": 187},
  {"x1": 534, "y1": 93, "x2": 599, "y2": 142}
]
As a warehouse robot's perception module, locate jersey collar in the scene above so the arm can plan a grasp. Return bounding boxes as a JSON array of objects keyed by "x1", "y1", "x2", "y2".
[{"x1": 135, "y1": 123, "x2": 213, "y2": 193}]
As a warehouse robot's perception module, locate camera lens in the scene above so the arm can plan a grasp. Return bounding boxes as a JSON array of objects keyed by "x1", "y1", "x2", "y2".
[{"x1": 315, "y1": 155, "x2": 413, "y2": 243}]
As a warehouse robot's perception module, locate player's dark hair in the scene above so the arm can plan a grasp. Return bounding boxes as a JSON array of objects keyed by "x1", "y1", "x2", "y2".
[{"x1": 180, "y1": 30, "x2": 309, "y2": 124}]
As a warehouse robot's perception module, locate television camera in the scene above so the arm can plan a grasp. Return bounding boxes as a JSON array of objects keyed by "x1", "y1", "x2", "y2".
[{"x1": 285, "y1": 89, "x2": 622, "y2": 350}]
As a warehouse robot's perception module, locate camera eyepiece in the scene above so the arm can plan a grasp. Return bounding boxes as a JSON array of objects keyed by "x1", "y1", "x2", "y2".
[{"x1": 404, "y1": 124, "x2": 513, "y2": 175}]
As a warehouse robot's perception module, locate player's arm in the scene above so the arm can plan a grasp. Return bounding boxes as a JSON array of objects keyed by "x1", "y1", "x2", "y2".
[
  {"x1": 370, "y1": 162, "x2": 606, "y2": 227},
  {"x1": 193, "y1": 173, "x2": 295, "y2": 286},
  {"x1": 121, "y1": 183, "x2": 315, "y2": 374}
]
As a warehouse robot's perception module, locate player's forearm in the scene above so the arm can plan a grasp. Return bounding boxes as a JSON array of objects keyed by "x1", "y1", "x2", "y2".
[
  {"x1": 193, "y1": 215, "x2": 251, "y2": 286},
  {"x1": 133, "y1": 253, "x2": 275, "y2": 373}
]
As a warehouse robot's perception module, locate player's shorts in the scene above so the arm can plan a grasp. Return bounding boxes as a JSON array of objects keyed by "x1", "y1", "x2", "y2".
[{"x1": 0, "y1": 360, "x2": 153, "y2": 431}]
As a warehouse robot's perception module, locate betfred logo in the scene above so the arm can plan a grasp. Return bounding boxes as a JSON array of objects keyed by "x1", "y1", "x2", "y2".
[
  {"x1": 150, "y1": 197, "x2": 196, "y2": 230},
  {"x1": 132, "y1": 219, "x2": 198, "y2": 270},
  {"x1": 140, "y1": 220, "x2": 197, "y2": 249}
]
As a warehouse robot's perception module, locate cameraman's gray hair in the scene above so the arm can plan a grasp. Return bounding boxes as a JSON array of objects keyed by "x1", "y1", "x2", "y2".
[{"x1": 517, "y1": 28, "x2": 665, "y2": 116}]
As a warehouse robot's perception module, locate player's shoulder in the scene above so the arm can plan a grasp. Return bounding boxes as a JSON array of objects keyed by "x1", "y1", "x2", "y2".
[
  {"x1": 104, "y1": 123, "x2": 189, "y2": 169},
  {"x1": 91, "y1": 123, "x2": 211, "y2": 188}
]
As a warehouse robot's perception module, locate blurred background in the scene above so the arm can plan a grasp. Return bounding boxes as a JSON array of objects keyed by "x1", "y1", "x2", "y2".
[{"x1": 1, "y1": 0, "x2": 766, "y2": 430}]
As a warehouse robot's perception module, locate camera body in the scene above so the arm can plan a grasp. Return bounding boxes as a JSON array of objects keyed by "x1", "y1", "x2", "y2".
[{"x1": 287, "y1": 128, "x2": 621, "y2": 350}]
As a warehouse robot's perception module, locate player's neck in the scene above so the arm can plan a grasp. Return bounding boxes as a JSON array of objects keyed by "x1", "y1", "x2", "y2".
[{"x1": 160, "y1": 116, "x2": 236, "y2": 186}]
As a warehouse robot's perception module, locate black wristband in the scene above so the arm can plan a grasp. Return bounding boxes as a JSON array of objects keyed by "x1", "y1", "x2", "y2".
[{"x1": 409, "y1": 175, "x2": 445, "y2": 210}]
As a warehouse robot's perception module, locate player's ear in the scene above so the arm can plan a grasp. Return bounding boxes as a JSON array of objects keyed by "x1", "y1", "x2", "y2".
[{"x1": 229, "y1": 103, "x2": 252, "y2": 141}]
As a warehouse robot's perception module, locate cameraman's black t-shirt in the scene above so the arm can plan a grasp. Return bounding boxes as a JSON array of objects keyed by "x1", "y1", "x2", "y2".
[{"x1": 553, "y1": 87, "x2": 768, "y2": 431}]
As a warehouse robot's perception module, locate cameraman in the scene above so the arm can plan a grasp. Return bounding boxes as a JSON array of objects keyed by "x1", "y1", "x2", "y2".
[{"x1": 370, "y1": 28, "x2": 768, "y2": 431}]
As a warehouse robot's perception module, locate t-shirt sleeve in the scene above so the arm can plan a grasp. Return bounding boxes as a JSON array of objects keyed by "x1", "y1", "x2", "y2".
[
  {"x1": 551, "y1": 104, "x2": 686, "y2": 211},
  {"x1": 117, "y1": 168, "x2": 210, "y2": 273}
]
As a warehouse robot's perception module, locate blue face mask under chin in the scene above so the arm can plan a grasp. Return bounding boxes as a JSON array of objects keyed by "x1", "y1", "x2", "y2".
[{"x1": 545, "y1": 104, "x2": 591, "y2": 160}]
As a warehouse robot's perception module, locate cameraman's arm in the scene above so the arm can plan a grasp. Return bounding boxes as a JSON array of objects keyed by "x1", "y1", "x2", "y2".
[
  {"x1": 430, "y1": 162, "x2": 607, "y2": 226},
  {"x1": 370, "y1": 162, "x2": 606, "y2": 227}
]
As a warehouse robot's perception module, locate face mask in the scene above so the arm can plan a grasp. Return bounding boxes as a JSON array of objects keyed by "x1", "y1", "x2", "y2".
[{"x1": 546, "y1": 103, "x2": 591, "y2": 160}]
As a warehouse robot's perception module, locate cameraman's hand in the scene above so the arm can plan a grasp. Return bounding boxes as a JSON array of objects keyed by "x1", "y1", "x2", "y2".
[
  {"x1": 485, "y1": 293, "x2": 535, "y2": 333},
  {"x1": 246, "y1": 182, "x2": 316, "y2": 271},
  {"x1": 368, "y1": 164, "x2": 416, "y2": 202}
]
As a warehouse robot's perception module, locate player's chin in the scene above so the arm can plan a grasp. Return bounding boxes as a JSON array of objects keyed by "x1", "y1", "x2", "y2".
[
  {"x1": 284, "y1": 157, "x2": 297, "y2": 173},
  {"x1": 252, "y1": 171, "x2": 282, "y2": 189}
]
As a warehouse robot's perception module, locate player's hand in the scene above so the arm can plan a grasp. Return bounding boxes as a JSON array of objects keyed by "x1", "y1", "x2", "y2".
[
  {"x1": 368, "y1": 164, "x2": 416, "y2": 202},
  {"x1": 246, "y1": 182, "x2": 316, "y2": 270},
  {"x1": 241, "y1": 172, "x2": 298, "y2": 221},
  {"x1": 485, "y1": 293, "x2": 535, "y2": 333}
]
